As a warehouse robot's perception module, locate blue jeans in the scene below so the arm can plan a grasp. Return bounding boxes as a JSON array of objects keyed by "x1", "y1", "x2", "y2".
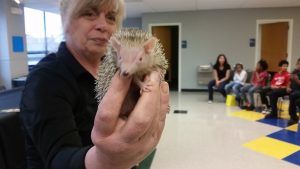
[
  {"x1": 240, "y1": 85, "x2": 261, "y2": 106},
  {"x1": 208, "y1": 80, "x2": 228, "y2": 101},
  {"x1": 225, "y1": 82, "x2": 243, "y2": 98}
]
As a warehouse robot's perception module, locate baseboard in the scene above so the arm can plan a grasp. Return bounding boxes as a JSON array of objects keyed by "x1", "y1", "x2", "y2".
[{"x1": 181, "y1": 89, "x2": 208, "y2": 92}]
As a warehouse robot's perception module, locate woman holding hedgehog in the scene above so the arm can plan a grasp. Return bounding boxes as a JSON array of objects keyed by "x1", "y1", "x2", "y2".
[{"x1": 19, "y1": 0, "x2": 169, "y2": 168}]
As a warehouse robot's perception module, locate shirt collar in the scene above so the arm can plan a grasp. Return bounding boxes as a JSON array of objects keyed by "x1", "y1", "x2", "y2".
[{"x1": 56, "y1": 42, "x2": 90, "y2": 78}]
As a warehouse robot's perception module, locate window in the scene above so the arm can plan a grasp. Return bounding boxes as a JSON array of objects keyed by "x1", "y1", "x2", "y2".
[
  {"x1": 45, "y1": 11, "x2": 63, "y2": 52},
  {"x1": 24, "y1": 7, "x2": 63, "y2": 66}
]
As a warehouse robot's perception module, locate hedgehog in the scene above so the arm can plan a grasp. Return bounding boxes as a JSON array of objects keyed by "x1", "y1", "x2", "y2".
[{"x1": 95, "y1": 29, "x2": 168, "y2": 116}]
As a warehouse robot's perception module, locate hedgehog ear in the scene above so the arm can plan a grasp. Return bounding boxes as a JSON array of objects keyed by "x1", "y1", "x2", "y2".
[
  {"x1": 143, "y1": 37, "x2": 156, "y2": 54},
  {"x1": 111, "y1": 37, "x2": 121, "y2": 52}
]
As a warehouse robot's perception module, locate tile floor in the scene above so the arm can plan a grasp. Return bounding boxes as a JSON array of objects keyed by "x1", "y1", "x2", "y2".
[{"x1": 150, "y1": 92, "x2": 300, "y2": 169}]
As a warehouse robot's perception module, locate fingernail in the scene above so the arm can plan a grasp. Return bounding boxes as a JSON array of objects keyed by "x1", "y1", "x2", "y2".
[
  {"x1": 161, "y1": 82, "x2": 169, "y2": 94},
  {"x1": 149, "y1": 72, "x2": 158, "y2": 81}
]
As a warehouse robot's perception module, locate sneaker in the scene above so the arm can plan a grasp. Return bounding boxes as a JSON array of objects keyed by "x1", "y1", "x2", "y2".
[
  {"x1": 287, "y1": 117, "x2": 299, "y2": 126},
  {"x1": 246, "y1": 105, "x2": 255, "y2": 111},
  {"x1": 264, "y1": 113, "x2": 278, "y2": 119},
  {"x1": 287, "y1": 119, "x2": 298, "y2": 126},
  {"x1": 240, "y1": 105, "x2": 247, "y2": 110},
  {"x1": 208, "y1": 100, "x2": 213, "y2": 104},
  {"x1": 261, "y1": 108, "x2": 271, "y2": 114}
]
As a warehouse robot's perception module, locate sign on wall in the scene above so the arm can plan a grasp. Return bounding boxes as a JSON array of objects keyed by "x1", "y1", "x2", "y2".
[
  {"x1": 12, "y1": 36, "x2": 24, "y2": 52},
  {"x1": 182, "y1": 40, "x2": 187, "y2": 48},
  {"x1": 249, "y1": 38, "x2": 255, "y2": 47}
]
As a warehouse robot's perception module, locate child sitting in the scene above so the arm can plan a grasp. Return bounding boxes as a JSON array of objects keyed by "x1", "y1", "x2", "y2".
[
  {"x1": 287, "y1": 58, "x2": 300, "y2": 125},
  {"x1": 261, "y1": 60, "x2": 290, "y2": 119},
  {"x1": 240, "y1": 60, "x2": 268, "y2": 110},
  {"x1": 225, "y1": 63, "x2": 247, "y2": 104}
]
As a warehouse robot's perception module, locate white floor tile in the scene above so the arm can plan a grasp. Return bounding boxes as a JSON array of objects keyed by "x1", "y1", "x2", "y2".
[{"x1": 151, "y1": 92, "x2": 299, "y2": 169}]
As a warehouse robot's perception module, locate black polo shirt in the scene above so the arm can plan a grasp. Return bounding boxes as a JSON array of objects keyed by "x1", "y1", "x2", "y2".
[
  {"x1": 20, "y1": 42, "x2": 98, "y2": 169},
  {"x1": 213, "y1": 64, "x2": 231, "y2": 80}
]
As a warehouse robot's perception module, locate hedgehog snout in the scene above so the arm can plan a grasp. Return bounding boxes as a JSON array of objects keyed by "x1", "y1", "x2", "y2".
[{"x1": 122, "y1": 71, "x2": 129, "y2": 77}]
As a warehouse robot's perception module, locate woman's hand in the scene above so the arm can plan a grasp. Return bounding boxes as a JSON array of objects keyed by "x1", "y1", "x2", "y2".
[{"x1": 85, "y1": 71, "x2": 169, "y2": 169}]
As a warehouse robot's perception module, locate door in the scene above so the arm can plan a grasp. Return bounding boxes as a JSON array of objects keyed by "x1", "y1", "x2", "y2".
[
  {"x1": 152, "y1": 26, "x2": 172, "y2": 81},
  {"x1": 151, "y1": 26, "x2": 179, "y2": 91},
  {"x1": 260, "y1": 22, "x2": 289, "y2": 72}
]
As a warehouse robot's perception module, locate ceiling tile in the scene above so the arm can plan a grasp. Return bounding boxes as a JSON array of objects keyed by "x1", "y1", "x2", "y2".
[
  {"x1": 144, "y1": 0, "x2": 197, "y2": 12},
  {"x1": 242, "y1": 0, "x2": 300, "y2": 8},
  {"x1": 22, "y1": 0, "x2": 300, "y2": 17},
  {"x1": 196, "y1": 0, "x2": 245, "y2": 10}
]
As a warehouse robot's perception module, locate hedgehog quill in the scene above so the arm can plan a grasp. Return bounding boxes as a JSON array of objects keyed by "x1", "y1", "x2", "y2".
[{"x1": 95, "y1": 29, "x2": 168, "y2": 116}]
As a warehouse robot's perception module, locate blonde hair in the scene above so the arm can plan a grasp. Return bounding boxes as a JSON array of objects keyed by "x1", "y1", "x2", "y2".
[{"x1": 60, "y1": 0, "x2": 125, "y2": 34}]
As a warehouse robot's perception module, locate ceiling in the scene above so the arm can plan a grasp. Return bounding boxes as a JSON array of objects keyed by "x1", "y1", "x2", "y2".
[{"x1": 22, "y1": 0, "x2": 300, "y2": 18}]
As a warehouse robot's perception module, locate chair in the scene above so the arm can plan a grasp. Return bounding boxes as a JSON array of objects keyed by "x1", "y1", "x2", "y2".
[
  {"x1": 277, "y1": 96, "x2": 300, "y2": 118},
  {"x1": 277, "y1": 95, "x2": 290, "y2": 117},
  {"x1": 0, "y1": 110, "x2": 26, "y2": 169}
]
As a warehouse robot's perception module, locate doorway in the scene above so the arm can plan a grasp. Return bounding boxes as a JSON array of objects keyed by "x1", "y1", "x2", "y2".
[
  {"x1": 255, "y1": 19, "x2": 293, "y2": 72},
  {"x1": 149, "y1": 24, "x2": 181, "y2": 91}
]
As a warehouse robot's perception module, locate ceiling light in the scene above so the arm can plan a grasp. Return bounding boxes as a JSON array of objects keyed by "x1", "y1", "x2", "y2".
[{"x1": 13, "y1": 0, "x2": 23, "y2": 4}]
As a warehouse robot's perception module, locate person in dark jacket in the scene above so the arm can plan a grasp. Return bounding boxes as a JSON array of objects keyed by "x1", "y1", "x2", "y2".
[
  {"x1": 19, "y1": 0, "x2": 170, "y2": 169},
  {"x1": 287, "y1": 58, "x2": 300, "y2": 125}
]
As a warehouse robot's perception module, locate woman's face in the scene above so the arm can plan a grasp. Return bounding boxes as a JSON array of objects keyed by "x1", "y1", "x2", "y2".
[
  {"x1": 66, "y1": 5, "x2": 117, "y2": 58},
  {"x1": 219, "y1": 56, "x2": 225, "y2": 65}
]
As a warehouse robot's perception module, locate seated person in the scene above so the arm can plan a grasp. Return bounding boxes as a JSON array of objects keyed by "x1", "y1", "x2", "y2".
[
  {"x1": 260, "y1": 60, "x2": 290, "y2": 118},
  {"x1": 208, "y1": 54, "x2": 231, "y2": 103},
  {"x1": 240, "y1": 60, "x2": 268, "y2": 110},
  {"x1": 225, "y1": 63, "x2": 247, "y2": 104},
  {"x1": 287, "y1": 58, "x2": 300, "y2": 125}
]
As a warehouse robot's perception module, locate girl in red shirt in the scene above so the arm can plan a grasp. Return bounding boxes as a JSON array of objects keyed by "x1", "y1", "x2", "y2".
[{"x1": 240, "y1": 60, "x2": 268, "y2": 110}]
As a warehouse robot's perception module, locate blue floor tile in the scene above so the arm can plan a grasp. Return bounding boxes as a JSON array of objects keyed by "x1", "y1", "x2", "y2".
[
  {"x1": 257, "y1": 118, "x2": 289, "y2": 128},
  {"x1": 268, "y1": 130, "x2": 300, "y2": 146},
  {"x1": 283, "y1": 151, "x2": 300, "y2": 166}
]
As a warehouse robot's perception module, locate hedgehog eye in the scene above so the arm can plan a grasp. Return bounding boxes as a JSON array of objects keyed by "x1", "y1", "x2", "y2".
[
  {"x1": 119, "y1": 56, "x2": 121, "y2": 60},
  {"x1": 139, "y1": 57, "x2": 143, "y2": 61}
]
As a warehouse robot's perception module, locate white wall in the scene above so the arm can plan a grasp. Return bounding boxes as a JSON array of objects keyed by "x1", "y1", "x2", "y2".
[
  {"x1": 142, "y1": 7, "x2": 300, "y2": 90},
  {"x1": 7, "y1": 1, "x2": 28, "y2": 80},
  {"x1": 0, "y1": 0, "x2": 28, "y2": 89},
  {"x1": 123, "y1": 17, "x2": 142, "y2": 29},
  {"x1": 0, "y1": 0, "x2": 11, "y2": 88}
]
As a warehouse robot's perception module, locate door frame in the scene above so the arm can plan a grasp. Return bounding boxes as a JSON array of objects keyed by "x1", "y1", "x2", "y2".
[
  {"x1": 148, "y1": 23, "x2": 182, "y2": 92},
  {"x1": 255, "y1": 19, "x2": 293, "y2": 71}
]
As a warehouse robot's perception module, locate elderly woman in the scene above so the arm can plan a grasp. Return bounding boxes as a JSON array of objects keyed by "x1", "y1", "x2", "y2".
[{"x1": 19, "y1": 0, "x2": 169, "y2": 169}]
